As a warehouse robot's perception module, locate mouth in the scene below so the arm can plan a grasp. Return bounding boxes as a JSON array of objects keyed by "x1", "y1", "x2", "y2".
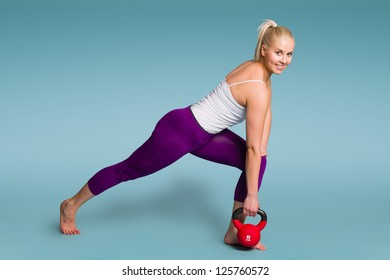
[{"x1": 276, "y1": 64, "x2": 285, "y2": 71}]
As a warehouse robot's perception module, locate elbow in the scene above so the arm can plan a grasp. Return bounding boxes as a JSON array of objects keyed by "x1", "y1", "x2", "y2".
[{"x1": 246, "y1": 145, "x2": 261, "y2": 156}]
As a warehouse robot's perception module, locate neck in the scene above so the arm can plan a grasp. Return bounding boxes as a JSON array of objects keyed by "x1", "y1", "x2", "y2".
[{"x1": 255, "y1": 60, "x2": 272, "y2": 82}]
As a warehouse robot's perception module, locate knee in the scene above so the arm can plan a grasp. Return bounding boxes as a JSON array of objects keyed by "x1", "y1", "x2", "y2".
[
  {"x1": 112, "y1": 161, "x2": 138, "y2": 182},
  {"x1": 238, "y1": 156, "x2": 267, "y2": 173}
]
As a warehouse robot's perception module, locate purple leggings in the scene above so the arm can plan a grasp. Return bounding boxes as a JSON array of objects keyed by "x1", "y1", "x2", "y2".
[{"x1": 88, "y1": 107, "x2": 267, "y2": 202}]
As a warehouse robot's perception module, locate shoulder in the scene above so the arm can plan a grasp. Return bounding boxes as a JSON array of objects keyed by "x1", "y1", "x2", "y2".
[
  {"x1": 226, "y1": 60, "x2": 254, "y2": 79},
  {"x1": 245, "y1": 84, "x2": 270, "y2": 106},
  {"x1": 226, "y1": 61, "x2": 266, "y2": 85}
]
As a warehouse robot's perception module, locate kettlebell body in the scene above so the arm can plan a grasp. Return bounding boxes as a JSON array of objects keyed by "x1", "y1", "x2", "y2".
[{"x1": 232, "y1": 208, "x2": 267, "y2": 247}]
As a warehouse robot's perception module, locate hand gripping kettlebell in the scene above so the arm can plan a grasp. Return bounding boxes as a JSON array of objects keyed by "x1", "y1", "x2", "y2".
[{"x1": 232, "y1": 207, "x2": 267, "y2": 247}]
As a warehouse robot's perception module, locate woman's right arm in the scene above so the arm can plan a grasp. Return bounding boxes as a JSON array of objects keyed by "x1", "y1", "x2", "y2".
[
  {"x1": 244, "y1": 86, "x2": 270, "y2": 216},
  {"x1": 260, "y1": 105, "x2": 272, "y2": 156}
]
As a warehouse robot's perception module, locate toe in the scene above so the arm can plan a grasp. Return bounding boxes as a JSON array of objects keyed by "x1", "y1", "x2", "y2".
[{"x1": 255, "y1": 242, "x2": 266, "y2": 250}]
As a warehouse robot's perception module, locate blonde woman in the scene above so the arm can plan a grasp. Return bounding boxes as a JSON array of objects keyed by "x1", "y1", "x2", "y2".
[{"x1": 60, "y1": 19, "x2": 295, "y2": 250}]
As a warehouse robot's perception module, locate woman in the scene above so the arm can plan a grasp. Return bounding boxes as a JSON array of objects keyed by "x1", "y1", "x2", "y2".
[{"x1": 60, "y1": 19, "x2": 295, "y2": 250}]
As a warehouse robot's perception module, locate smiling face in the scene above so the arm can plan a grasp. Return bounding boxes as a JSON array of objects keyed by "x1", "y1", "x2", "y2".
[{"x1": 261, "y1": 36, "x2": 295, "y2": 75}]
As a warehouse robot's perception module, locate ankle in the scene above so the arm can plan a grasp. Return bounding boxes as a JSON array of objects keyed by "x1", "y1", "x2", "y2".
[{"x1": 62, "y1": 197, "x2": 78, "y2": 211}]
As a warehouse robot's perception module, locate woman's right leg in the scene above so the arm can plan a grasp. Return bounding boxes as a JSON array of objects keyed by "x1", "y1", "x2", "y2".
[
  {"x1": 190, "y1": 129, "x2": 267, "y2": 250},
  {"x1": 190, "y1": 129, "x2": 267, "y2": 202}
]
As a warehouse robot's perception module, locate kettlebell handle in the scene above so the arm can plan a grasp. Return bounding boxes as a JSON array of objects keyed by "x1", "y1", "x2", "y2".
[{"x1": 232, "y1": 207, "x2": 267, "y2": 222}]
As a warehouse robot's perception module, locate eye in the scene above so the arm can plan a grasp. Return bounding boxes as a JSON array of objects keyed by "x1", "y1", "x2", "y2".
[
  {"x1": 287, "y1": 52, "x2": 293, "y2": 57},
  {"x1": 275, "y1": 50, "x2": 282, "y2": 55}
]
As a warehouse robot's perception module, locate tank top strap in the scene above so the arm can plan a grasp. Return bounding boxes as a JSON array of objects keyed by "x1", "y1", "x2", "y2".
[{"x1": 227, "y1": 79, "x2": 265, "y2": 87}]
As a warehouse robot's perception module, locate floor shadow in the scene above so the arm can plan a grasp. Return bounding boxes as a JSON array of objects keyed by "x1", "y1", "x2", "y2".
[
  {"x1": 78, "y1": 177, "x2": 228, "y2": 237},
  {"x1": 230, "y1": 244, "x2": 253, "y2": 251}
]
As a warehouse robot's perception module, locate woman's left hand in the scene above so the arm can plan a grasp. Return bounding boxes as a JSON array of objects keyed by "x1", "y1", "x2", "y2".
[{"x1": 243, "y1": 194, "x2": 259, "y2": 217}]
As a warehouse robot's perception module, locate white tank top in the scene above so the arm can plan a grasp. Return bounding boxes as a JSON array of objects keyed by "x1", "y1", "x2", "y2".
[{"x1": 190, "y1": 78, "x2": 265, "y2": 134}]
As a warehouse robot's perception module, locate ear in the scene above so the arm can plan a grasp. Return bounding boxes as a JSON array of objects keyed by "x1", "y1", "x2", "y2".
[{"x1": 261, "y1": 44, "x2": 267, "y2": 57}]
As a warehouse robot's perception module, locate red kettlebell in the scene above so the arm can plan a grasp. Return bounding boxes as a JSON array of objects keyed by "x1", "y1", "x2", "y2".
[{"x1": 232, "y1": 207, "x2": 267, "y2": 247}]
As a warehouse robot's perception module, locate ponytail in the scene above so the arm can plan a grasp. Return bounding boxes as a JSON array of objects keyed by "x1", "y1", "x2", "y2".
[{"x1": 253, "y1": 19, "x2": 293, "y2": 62}]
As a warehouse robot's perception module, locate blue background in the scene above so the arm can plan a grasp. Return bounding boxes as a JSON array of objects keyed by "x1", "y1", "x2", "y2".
[{"x1": 1, "y1": 0, "x2": 389, "y2": 260}]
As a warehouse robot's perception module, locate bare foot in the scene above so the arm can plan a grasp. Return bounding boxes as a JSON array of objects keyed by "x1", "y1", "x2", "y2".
[
  {"x1": 224, "y1": 226, "x2": 266, "y2": 250},
  {"x1": 60, "y1": 198, "x2": 81, "y2": 235}
]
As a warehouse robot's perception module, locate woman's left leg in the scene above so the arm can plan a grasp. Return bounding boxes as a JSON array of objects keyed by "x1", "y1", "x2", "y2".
[{"x1": 61, "y1": 107, "x2": 214, "y2": 234}]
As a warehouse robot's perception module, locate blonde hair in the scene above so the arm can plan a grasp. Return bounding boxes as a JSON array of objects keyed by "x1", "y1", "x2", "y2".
[{"x1": 254, "y1": 19, "x2": 294, "y2": 62}]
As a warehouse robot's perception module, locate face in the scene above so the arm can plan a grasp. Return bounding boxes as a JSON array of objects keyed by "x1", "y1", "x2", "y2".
[{"x1": 262, "y1": 36, "x2": 295, "y2": 75}]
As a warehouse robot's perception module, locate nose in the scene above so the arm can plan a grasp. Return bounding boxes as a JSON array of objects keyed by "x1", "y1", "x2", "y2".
[{"x1": 280, "y1": 55, "x2": 287, "y2": 64}]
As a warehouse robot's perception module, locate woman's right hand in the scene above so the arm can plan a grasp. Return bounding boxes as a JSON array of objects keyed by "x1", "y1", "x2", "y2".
[{"x1": 243, "y1": 194, "x2": 259, "y2": 217}]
